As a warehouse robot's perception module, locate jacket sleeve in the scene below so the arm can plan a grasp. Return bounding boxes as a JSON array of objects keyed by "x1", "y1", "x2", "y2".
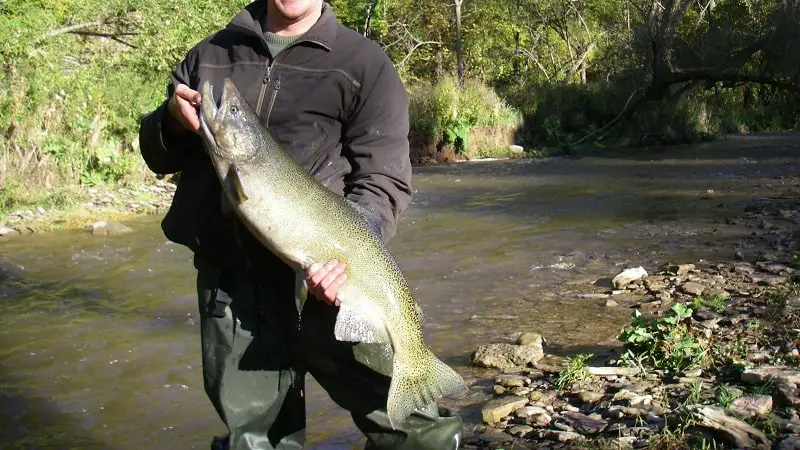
[
  {"x1": 138, "y1": 50, "x2": 201, "y2": 175},
  {"x1": 343, "y1": 54, "x2": 413, "y2": 243}
]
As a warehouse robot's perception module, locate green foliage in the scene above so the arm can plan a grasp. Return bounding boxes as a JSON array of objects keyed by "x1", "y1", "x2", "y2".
[
  {"x1": 715, "y1": 386, "x2": 737, "y2": 408},
  {"x1": 408, "y1": 75, "x2": 522, "y2": 153},
  {"x1": 555, "y1": 353, "x2": 594, "y2": 391},
  {"x1": 618, "y1": 304, "x2": 710, "y2": 374},
  {"x1": 691, "y1": 295, "x2": 727, "y2": 313}
]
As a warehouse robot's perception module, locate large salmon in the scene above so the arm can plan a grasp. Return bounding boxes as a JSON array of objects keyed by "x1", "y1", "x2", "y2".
[{"x1": 197, "y1": 78, "x2": 466, "y2": 428}]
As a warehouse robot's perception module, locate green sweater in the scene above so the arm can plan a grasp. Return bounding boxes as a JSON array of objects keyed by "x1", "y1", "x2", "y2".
[{"x1": 264, "y1": 31, "x2": 301, "y2": 57}]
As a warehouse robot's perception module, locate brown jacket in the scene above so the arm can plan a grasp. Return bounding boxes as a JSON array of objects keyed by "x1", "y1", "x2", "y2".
[{"x1": 138, "y1": 2, "x2": 412, "y2": 276}]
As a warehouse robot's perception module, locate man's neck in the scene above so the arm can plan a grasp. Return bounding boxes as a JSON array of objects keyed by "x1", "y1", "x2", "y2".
[{"x1": 264, "y1": 3, "x2": 323, "y2": 36}]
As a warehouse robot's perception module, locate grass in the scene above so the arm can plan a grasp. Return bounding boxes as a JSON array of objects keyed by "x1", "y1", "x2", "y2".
[{"x1": 555, "y1": 353, "x2": 594, "y2": 391}]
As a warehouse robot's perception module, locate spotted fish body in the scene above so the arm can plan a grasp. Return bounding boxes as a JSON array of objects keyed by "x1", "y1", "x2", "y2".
[{"x1": 198, "y1": 78, "x2": 467, "y2": 428}]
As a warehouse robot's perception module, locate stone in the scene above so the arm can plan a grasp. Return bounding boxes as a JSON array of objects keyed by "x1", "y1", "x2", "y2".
[
  {"x1": 516, "y1": 332, "x2": 544, "y2": 348},
  {"x1": 88, "y1": 220, "x2": 134, "y2": 236},
  {"x1": 528, "y1": 390, "x2": 558, "y2": 405},
  {"x1": 629, "y1": 395, "x2": 653, "y2": 407},
  {"x1": 773, "y1": 437, "x2": 800, "y2": 450},
  {"x1": 495, "y1": 374, "x2": 527, "y2": 388},
  {"x1": 729, "y1": 395, "x2": 773, "y2": 418},
  {"x1": 602, "y1": 408, "x2": 625, "y2": 420},
  {"x1": 681, "y1": 281, "x2": 706, "y2": 296},
  {"x1": 667, "y1": 264, "x2": 695, "y2": 275},
  {"x1": 508, "y1": 145, "x2": 524, "y2": 154},
  {"x1": 508, "y1": 424, "x2": 533, "y2": 437},
  {"x1": 481, "y1": 396, "x2": 528, "y2": 424},
  {"x1": 776, "y1": 382, "x2": 800, "y2": 407},
  {"x1": 612, "y1": 267, "x2": 648, "y2": 289},
  {"x1": 527, "y1": 412, "x2": 552, "y2": 427},
  {"x1": 741, "y1": 366, "x2": 800, "y2": 386},
  {"x1": 546, "y1": 430, "x2": 584, "y2": 442},
  {"x1": 690, "y1": 406, "x2": 771, "y2": 449},
  {"x1": 562, "y1": 411, "x2": 608, "y2": 435},
  {"x1": 478, "y1": 429, "x2": 511, "y2": 444},
  {"x1": 0, "y1": 226, "x2": 20, "y2": 236},
  {"x1": 472, "y1": 343, "x2": 544, "y2": 370},
  {"x1": 493, "y1": 385, "x2": 506, "y2": 396},
  {"x1": 605, "y1": 299, "x2": 619, "y2": 307},
  {"x1": 515, "y1": 405, "x2": 547, "y2": 418},
  {"x1": 533, "y1": 354, "x2": 567, "y2": 373},
  {"x1": 645, "y1": 412, "x2": 665, "y2": 428},
  {"x1": 577, "y1": 391, "x2": 604, "y2": 404}
]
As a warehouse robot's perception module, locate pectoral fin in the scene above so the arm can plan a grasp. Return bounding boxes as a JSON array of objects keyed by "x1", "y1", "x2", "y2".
[
  {"x1": 334, "y1": 304, "x2": 390, "y2": 344},
  {"x1": 226, "y1": 164, "x2": 249, "y2": 204}
]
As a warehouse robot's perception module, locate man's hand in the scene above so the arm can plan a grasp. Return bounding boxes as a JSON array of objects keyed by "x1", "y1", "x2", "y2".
[
  {"x1": 306, "y1": 260, "x2": 347, "y2": 307},
  {"x1": 168, "y1": 84, "x2": 202, "y2": 133}
]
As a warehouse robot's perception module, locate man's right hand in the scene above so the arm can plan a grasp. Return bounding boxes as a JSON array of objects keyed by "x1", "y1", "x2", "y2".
[{"x1": 168, "y1": 84, "x2": 202, "y2": 134}]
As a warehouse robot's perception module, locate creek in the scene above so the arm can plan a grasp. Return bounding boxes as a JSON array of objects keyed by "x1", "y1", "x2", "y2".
[{"x1": 1, "y1": 133, "x2": 799, "y2": 448}]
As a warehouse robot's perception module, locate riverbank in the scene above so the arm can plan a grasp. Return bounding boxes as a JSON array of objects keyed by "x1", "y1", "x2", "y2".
[
  {"x1": 0, "y1": 179, "x2": 176, "y2": 235},
  {"x1": 466, "y1": 186, "x2": 800, "y2": 449}
]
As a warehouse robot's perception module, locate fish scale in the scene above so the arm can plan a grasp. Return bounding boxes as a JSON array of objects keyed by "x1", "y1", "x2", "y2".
[{"x1": 197, "y1": 78, "x2": 467, "y2": 429}]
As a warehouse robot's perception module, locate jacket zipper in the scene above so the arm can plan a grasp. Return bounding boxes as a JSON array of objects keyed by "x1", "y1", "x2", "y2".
[{"x1": 252, "y1": 38, "x2": 329, "y2": 123}]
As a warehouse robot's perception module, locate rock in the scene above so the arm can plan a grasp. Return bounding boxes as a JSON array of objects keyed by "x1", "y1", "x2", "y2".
[
  {"x1": 508, "y1": 424, "x2": 532, "y2": 437},
  {"x1": 527, "y1": 412, "x2": 552, "y2": 427},
  {"x1": 587, "y1": 366, "x2": 640, "y2": 377},
  {"x1": 605, "y1": 299, "x2": 619, "y2": 307},
  {"x1": 681, "y1": 281, "x2": 706, "y2": 296},
  {"x1": 690, "y1": 406, "x2": 771, "y2": 449},
  {"x1": 667, "y1": 263, "x2": 696, "y2": 275},
  {"x1": 562, "y1": 411, "x2": 608, "y2": 435},
  {"x1": 741, "y1": 366, "x2": 800, "y2": 386},
  {"x1": 478, "y1": 429, "x2": 511, "y2": 444},
  {"x1": 577, "y1": 391, "x2": 604, "y2": 404},
  {"x1": 508, "y1": 145, "x2": 524, "y2": 155},
  {"x1": 481, "y1": 396, "x2": 528, "y2": 424},
  {"x1": 776, "y1": 382, "x2": 800, "y2": 407},
  {"x1": 533, "y1": 355, "x2": 567, "y2": 373},
  {"x1": 612, "y1": 267, "x2": 648, "y2": 289},
  {"x1": 629, "y1": 395, "x2": 653, "y2": 407},
  {"x1": 645, "y1": 412, "x2": 665, "y2": 428},
  {"x1": 528, "y1": 390, "x2": 558, "y2": 405},
  {"x1": 729, "y1": 395, "x2": 773, "y2": 418},
  {"x1": 602, "y1": 408, "x2": 625, "y2": 420},
  {"x1": 515, "y1": 405, "x2": 548, "y2": 418},
  {"x1": 0, "y1": 226, "x2": 20, "y2": 236},
  {"x1": 472, "y1": 343, "x2": 544, "y2": 370},
  {"x1": 495, "y1": 374, "x2": 527, "y2": 388},
  {"x1": 546, "y1": 430, "x2": 584, "y2": 442},
  {"x1": 88, "y1": 220, "x2": 134, "y2": 236},
  {"x1": 579, "y1": 293, "x2": 611, "y2": 299},
  {"x1": 493, "y1": 385, "x2": 506, "y2": 395},
  {"x1": 773, "y1": 437, "x2": 800, "y2": 450},
  {"x1": 516, "y1": 332, "x2": 544, "y2": 348}
]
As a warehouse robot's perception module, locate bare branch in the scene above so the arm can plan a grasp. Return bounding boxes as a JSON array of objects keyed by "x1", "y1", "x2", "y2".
[{"x1": 37, "y1": 19, "x2": 109, "y2": 42}]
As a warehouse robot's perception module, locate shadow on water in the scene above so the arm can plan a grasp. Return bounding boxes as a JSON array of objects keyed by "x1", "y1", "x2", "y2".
[{"x1": 0, "y1": 376, "x2": 118, "y2": 450}]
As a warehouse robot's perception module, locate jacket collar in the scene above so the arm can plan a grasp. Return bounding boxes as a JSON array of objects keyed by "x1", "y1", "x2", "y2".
[{"x1": 227, "y1": 1, "x2": 337, "y2": 51}]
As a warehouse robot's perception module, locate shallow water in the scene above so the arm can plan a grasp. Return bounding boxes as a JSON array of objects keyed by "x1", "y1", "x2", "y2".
[{"x1": 2, "y1": 133, "x2": 800, "y2": 448}]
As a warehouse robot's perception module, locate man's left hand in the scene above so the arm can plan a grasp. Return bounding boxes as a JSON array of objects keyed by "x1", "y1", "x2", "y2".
[{"x1": 306, "y1": 259, "x2": 347, "y2": 307}]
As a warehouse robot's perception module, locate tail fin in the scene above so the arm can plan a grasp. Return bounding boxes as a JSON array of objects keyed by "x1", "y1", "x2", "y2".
[{"x1": 387, "y1": 348, "x2": 468, "y2": 429}]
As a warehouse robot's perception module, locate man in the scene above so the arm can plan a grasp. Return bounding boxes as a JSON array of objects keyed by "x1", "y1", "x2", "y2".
[{"x1": 138, "y1": 1, "x2": 464, "y2": 449}]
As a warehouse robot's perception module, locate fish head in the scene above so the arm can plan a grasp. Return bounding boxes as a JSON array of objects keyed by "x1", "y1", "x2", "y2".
[{"x1": 199, "y1": 78, "x2": 260, "y2": 164}]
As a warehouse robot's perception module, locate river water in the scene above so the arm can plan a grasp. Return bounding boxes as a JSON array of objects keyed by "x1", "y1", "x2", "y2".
[{"x1": 2, "y1": 133, "x2": 799, "y2": 449}]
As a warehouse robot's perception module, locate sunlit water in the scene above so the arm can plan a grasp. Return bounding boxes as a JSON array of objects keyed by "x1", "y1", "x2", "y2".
[{"x1": 2, "y1": 133, "x2": 799, "y2": 449}]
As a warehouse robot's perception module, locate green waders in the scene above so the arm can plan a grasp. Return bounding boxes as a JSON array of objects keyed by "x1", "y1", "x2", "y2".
[{"x1": 196, "y1": 262, "x2": 464, "y2": 450}]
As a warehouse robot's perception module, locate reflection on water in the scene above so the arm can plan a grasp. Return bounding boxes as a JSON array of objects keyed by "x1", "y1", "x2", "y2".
[{"x1": 1, "y1": 133, "x2": 800, "y2": 448}]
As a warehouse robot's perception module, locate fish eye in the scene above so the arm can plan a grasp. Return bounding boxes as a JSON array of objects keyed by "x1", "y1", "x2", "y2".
[{"x1": 230, "y1": 105, "x2": 238, "y2": 114}]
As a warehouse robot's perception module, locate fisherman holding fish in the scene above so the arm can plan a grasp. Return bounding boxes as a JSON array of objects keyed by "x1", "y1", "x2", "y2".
[{"x1": 138, "y1": 1, "x2": 464, "y2": 449}]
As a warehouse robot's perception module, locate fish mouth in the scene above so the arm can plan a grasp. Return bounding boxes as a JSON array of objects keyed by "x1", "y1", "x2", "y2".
[{"x1": 198, "y1": 80, "x2": 221, "y2": 151}]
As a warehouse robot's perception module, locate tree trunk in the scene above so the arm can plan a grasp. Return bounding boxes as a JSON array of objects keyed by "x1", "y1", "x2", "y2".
[
  {"x1": 363, "y1": 0, "x2": 380, "y2": 38},
  {"x1": 454, "y1": 0, "x2": 464, "y2": 87}
]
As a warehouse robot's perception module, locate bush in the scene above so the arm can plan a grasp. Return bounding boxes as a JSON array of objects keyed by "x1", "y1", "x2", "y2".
[{"x1": 408, "y1": 75, "x2": 522, "y2": 154}]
